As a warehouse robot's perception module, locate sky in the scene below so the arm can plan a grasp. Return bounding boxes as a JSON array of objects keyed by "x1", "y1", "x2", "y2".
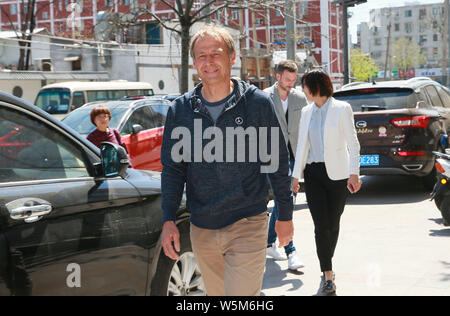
[{"x1": 349, "y1": 0, "x2": 444, "y2": 43}]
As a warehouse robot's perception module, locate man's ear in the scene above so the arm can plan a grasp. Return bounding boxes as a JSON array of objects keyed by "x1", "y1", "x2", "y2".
[
  {"x1": 276, "y1": 72, "x2": 281, "y2": 82},
  {"x1": 229, "y1": 51, "x2": 237, "y2": 66}
]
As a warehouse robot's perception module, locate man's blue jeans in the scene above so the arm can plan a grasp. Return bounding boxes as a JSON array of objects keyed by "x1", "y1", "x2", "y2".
[{"x1": 267, "y1": 158, "x2": 296, "y2": 256}]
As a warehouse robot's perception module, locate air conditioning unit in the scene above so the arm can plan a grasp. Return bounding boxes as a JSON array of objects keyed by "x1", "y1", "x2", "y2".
[{"x1": 34, "y1": 58, "x2": 52, "y2": 71}]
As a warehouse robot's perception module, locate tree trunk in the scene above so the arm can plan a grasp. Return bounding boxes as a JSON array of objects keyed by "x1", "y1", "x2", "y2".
[
  {"x1": 25, "y1": 0, "x2": 36, "y2": 70},
  {"x1": 18, "y1": 42, "x2": 26, "y2": 70},
  {"x1": 180, "y1": 23, "x2": 191, "y2": 94}
]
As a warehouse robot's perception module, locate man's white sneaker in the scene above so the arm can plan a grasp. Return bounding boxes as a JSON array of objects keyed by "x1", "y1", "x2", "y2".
[
  {"x1": 288, "y1": 251, "x2": 305, "y2": 270},
  {"x1": 266, "y1": 243, "x2": 288, "y2": 260}
]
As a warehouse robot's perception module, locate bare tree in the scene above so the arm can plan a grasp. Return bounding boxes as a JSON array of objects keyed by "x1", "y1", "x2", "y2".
[
  {"x1": 0, "y1": 0, "x2": 56, "y2": 70},
  {"x1": 136, "y1": 0, "x2": 286, "y2": 93}
]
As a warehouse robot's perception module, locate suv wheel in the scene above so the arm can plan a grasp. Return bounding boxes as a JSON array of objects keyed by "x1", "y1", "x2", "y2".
[
  {"x1": 151, "y1": 221, "x2": 206, "y2": 296},
  {"x1": 167, "y1": 252, "x2": 204, "y2": 296}
]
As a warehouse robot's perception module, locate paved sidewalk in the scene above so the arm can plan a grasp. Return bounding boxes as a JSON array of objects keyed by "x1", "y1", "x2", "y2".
[{"x1": 261, "y1": 175, "x2": 450, "y2": 296}]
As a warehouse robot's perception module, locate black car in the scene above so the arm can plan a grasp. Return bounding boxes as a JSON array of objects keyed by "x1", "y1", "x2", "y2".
[
  {"x1": 334, "y1": 77, "x2": 450, "y2": 189},
  {"x1": 0, "y1": 92, "x2": 204, "y2": 296}
]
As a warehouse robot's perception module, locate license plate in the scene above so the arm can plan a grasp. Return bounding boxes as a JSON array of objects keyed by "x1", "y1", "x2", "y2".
[{"x1": 360, "y1": 155, "x2": 379, "y2": 166}]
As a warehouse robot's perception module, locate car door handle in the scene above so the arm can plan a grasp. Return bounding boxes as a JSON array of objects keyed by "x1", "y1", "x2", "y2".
[{"x1": 6, "y1": 198, "x2": 52, "y2": 223}]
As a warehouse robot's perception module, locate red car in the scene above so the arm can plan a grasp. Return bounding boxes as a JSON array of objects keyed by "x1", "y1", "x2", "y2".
[{"x1": 62, "y1": 97, "x2": 170, "y2": 171}]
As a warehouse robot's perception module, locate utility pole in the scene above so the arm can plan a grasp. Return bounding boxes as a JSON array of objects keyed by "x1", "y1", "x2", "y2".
[
  {"x1": 384, "y1": 9, "x2": 392, "y2": 80},
  {"x1": 342, "y1": 2, "x2": 350, "y2": 84},
  {"x1": 239, "y1": 7, "x2": 247, "y2": 81},
  {"x1": 252, "y1": 10, "x2": 261, "y2": 84},
  {"x1": 442, "y1": 0, "x2": 449, "y2": 86},
  {"x1": 333, "y1": 0, "x2": 367, "y2": 84},
  {"x1": 285, "y1": 0, "x2": 296, "y2": 61}
]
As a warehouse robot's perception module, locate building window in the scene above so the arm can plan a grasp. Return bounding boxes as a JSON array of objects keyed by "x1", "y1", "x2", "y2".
[
  {"x1": 405, "y1": 10, "x2": 412, "y2": 17},
  {"x1": 419, "y1": 8, "x2": 426, "y2": 19},
  {"x1": 42, "y1": 11, "x2": 48, "y2": 19},
  {"x1": 374, "y1": 38, "x2": 382, "y2": 46},
  {"x1": 419, "y1": 35, "x2": 427, "y2": 45},
  {"x1": 145, "y1": 23, "x2": 162, "y2": 44},
  {"x1": 434, "y1": 34, "x2": 439, "y2": 41},
  {"x1": 405, "y1": 22, "x2": 413, "y2": 33},
  {"x1": 72, "y1": 59, "x2": 82, "y2": 71},
  {"x1": 10, "y1": 4, "x2": 17, "y2": 15},
  {"x1": 232, "y1": 10, "x2": 239, "y2": 20},
  {"x1": 394, "y1": 23, "x2": 400, "y2": 32}
]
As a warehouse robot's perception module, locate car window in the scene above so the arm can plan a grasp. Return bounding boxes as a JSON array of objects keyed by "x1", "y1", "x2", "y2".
[
  {"x1": 72, "y1": 92, "x2": 85, "y2": 110},
  {"x1": 334, "y1": 88, "x2": 417, "y2": 112},
  {"x1": 149, "y1": 102, "x2": 169, "y2": 127},
  {"x1": 0, "y1": 106, "x2": 90, "y2": 183},
  {"x1": 425, "y1": 85, "x2": 444, "y2": 108},
  {"x1": 121, "y1": 106, "x2": 156, "y2": 134},
  {"x1": 435, "y1": 85, "x2": 450, "y2": 108},
  {"x1": 62, "y1": 107, "x2": 128, "y2": 135},
  {"x1": 417, "y1": 87, "x2": 429, "y2": 103}
]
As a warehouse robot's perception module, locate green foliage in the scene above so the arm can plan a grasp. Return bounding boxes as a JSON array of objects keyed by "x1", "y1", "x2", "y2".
[
  {"x1": 350, "y1": 49, "x2": 378, "y2": 82},
  {"x1": 392, "y1": 38, "x2": 426, "y2": 72}
]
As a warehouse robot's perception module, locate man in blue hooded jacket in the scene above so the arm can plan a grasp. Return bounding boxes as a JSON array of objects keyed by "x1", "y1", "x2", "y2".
[{"x1": 160, "y1": 25, "x2": 293, "y2": 296}]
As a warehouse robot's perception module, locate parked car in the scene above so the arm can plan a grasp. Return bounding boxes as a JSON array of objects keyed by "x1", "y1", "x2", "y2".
[
  {"x1": 0, "y1": 91, "x2": 204, "y2": 296},
  {"x1": 62, "y1": 96, "x2": 170, "y2": 172},
  {"x1": 334, "y1": 77, "x2": 450, "y2": 189},
  {"x1": 162, "y1": 94, "x2": 181, "y2": 102}
]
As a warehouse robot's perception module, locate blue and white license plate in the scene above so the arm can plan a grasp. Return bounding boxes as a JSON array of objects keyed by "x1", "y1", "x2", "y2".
[{"x1": 360, "y1": 155, "x2": 380, "y2": 166}]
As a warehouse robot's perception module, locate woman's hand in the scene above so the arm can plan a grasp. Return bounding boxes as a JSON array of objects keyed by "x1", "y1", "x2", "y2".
[
  {"x1": 292, "y1": 177, "x2": 300, "y2": 193},
  {"x1": 347, "y1": 174, "x2": 362, "y2": 193}
]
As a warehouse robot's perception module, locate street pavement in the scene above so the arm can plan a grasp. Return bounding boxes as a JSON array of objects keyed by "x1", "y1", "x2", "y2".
[{"x1": 261, "y1": 175, "x2": 450, "y2": 296}]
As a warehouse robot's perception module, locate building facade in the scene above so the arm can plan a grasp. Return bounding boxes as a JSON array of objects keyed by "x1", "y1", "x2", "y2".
[
  {"x1": 358, "y1": 2, "x2": 447, "y2": 77},
  {"x1": 0, "y1": 0, "x2": 346, "y2": 85}
]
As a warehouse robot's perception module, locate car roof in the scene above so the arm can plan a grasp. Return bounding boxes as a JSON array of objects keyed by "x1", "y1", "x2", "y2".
[
  {"x1": 80, "y1": 96, "x2": 170, "y2": 110},
  {"x1": 337, "y1": 77, "x2": 441, "y2": 92}
]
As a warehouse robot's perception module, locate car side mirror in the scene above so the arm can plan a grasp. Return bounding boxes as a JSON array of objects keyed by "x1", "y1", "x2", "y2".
[
  {"x1": 132, "y1": 124, "x2": 144, "y2": 134},
  {"x1": 416, "y1": 101, "x2": 427, "y2": 109},
  {"x1": 100, "y1": 142, "x2": 129, "y2": 177}
]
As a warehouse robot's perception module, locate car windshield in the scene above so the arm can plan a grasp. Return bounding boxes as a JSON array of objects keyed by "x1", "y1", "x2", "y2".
[
  {"x1": 62, "y1": 107, "x2": 128, "y2": 135},
  {"x1": 35, "y1": 88, "x2": 71, "y2": 114},
  {"x1": 334, "y1": 88, "x2": 417, "y2": 112}
]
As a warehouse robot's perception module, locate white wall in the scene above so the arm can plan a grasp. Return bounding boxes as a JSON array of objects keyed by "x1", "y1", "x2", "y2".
[{"x1": 0, "y1": 79, "x2": 42, "y2": 103}]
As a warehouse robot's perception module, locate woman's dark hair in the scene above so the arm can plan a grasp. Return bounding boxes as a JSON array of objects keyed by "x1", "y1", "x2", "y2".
[
  {"x1": 90, "y1": 105, "x2": 111, "y2": 125},
  {"x1": 301, "y1": 69, "x2": 334, "y2": 98}
]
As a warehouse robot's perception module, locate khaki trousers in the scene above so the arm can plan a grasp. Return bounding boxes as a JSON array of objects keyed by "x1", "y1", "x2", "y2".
[{"x1": 190, "y1": 212, "x2": 268, "y2": 296}]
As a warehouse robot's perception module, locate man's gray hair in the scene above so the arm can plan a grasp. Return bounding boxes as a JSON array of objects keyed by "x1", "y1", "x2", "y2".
[{"x1": 190, "y1": 24, "x2": 236, "y2": 58}]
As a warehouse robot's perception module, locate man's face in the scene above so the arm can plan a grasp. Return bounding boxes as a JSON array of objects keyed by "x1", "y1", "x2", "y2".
[
  {"x1": 276, "y1": 70, "x2": 298, "y2": 93},
  {"x1": 192, "y1": 35, "x2": 236, "y2": 85}
]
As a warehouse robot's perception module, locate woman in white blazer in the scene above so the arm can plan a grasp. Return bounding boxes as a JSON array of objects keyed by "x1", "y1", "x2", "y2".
[{"x1": 291, "y1": 70, "x2": 361, "y2": 294}]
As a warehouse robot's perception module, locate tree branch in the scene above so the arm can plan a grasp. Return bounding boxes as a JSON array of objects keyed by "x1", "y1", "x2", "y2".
[
  {"x1": 158, "y1": 0, "x2": 183, "y2": 17},
  {"x1": 150, "y1": 13, "x2": 182, "y2": 35}
]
